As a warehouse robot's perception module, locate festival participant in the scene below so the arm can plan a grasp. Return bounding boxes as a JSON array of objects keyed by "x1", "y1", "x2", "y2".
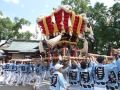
[
  {"x1": 9, "y1": 61, "x2": 17, "y2": 85},
  {"x1": 61, "y1": 59, "x2": 80, "y2": 90},
  {"x1": 114, "y1": 54, "x2": 120, "y2": 90},
  {"x1": 5, "y1": 61, "x2": 13, "y2": 85},
  {"x1": 41, "y1": 61, "x2": 48, "y2": 80},
  {"x1": 62, "y1": 60, "x2": 70, "y2": 83},
  {"x1": 16, "y1": 62, "x2": 23, "y2": 85},
  {"x1": 16, "y1": 62, "x2": 27, "y2": 86},
  {"x1": 29, "y1": 62, "x2": 36, "y2": 83},
  {"x1": 93, "y1": 56, "x2": 116, "y2": 90},
  {"x1": 34, "y1": 63, "x2": 42, "y2": 88},
  {"x1": 14, "y1": 62, "x2": 21, "y2": 86},
  {"x1": 2, "y1": 62, "x2": 10, "y2": 84},
  {"x1": 50, "y1": 63, "x2": 69, "y2": 90},
  {"x1": 106, "y1": 64, "x2": 118, "y2": 90},
  {"x1": 79, "y1": 59, "x2": 94, "y2": 90},
  {"x1": 68, "y1": 60, "x2": 80, "y2": 90},
  {"x1": 25, "y1": 62, "x2": 34, "y2": 85},
  {"x1": 49, "y1": 59, "x2": 58, "y2": 76}
]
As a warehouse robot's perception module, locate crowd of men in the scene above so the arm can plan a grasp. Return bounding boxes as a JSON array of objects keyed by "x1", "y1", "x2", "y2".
[
  {"x1": 0, "y1": 54, "x2": 120, "y2": 90},
  {"x1": 0, "y1": 60, "x2": 49, "y2": 86},
  {"x1": 50, "y1": 54, "x2": 120, "y2": 90}
]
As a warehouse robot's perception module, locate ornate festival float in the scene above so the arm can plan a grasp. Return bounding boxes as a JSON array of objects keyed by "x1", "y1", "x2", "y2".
[
  {"x1": 37, "y1": 5, "x2": 94, "y2": 61},
  {"x1": 0, "y1": 5, "x2": 116, "y2": 90}
]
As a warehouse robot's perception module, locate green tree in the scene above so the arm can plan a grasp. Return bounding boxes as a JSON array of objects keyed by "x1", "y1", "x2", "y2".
[
  {"x1": 0, "y1": 11, "x2": 32, "y2": 41},
  {"x1": 89, "y1": 2, "x2": 120, "y2": 54},
  {"x1": 61, "y1": 0, "x2": 120, "y2": 54},
  {"x1": 12, "y1": 17, "x2": 31, "y2": 38},
  {"x1": 61, "y1": 0, "x2": 90, "y2": 14},
  {"x1": 17, "y1": 31, "x2": 33, "y2": 40},
  {"x1": 89, "y1": 2, "x2": 108, "y2": 54},
  {"x1": 0, "y1": 17, "x2": 13, "y2": 39}
]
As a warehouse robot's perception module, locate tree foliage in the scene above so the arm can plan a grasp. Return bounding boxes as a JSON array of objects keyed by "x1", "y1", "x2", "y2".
[
  {"x1": 61, "y1": 0, "x2": 90, "y2": 14},
  {"x1": 61, "y1": 0, "x2": 120, "y2": 54},
  {"x1": 17, "y1": 31, "x2": 33, "y2": 40},
  {"x1": 0, "y1": 12, "x2": 32, "y2": 40}
]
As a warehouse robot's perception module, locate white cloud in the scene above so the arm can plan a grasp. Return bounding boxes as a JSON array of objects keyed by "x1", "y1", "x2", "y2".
[
  {"x1": 0, "y1": 15, "x2": 6, "y2": 18},
  {"x1": 3, "y1": 0, "x2": 20, "y2": 5},
  {"x1": 0, "y1": 13, "x2": 7, "y2": 18},
  {"x1": 19, "y1": 25, "x2": 36, "y2": 33},
  {"x1": 19, "y1": 25, "x2": 42, "y2": 40}
]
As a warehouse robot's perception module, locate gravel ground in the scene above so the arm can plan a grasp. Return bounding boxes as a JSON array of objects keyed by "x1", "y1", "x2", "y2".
[
  {"x1": 35, "y1": 80, "x2": 81, "y2": 90},
  {"x1": 0, "y1": 80, "x2": 80, "y2": 90}
]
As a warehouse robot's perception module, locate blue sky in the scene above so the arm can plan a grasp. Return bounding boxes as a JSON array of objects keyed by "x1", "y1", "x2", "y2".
[
  {"x1": 0, "y1": 0, "x2": 62, "y2": 24},
  {"x1": 0, "y1": 0, "x2": 117, "y2": 24},
  {"x1": 0, "y1": 0, "x2": 118, "y2": 39}
]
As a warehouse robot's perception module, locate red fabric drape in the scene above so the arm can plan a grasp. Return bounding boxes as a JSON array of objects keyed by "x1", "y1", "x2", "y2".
[
  {"x1": 38, "y1": 20, "x2": 46, "y2": 35},
  {"x1": 80, "y1": 20, "x2": 85, "y2": 34},
  {"x1": 54, "y1": 9, "x2": 63, "y2": 32},
  {"x1": 37, "y1": 8, "x2": 86, "y2": 36},
  {"x1": 73, "y1": 16, "x2": 79, "y2": 33},
  {"x1": 64, "y1": 11, "x2": 70, "y2": 32},
  {"x1": 46, "y1": 16, "x2": 54, "y2": 35}
]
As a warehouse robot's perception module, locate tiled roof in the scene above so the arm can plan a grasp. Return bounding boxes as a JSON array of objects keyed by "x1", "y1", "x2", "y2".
[{"x1": 3, "y1": 40, "x2": 40, "y2": 53}]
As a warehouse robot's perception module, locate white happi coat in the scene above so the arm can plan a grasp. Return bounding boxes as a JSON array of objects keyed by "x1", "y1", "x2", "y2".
[{"x1": 50, "y1": 71, "x2": 69, "y2": 90}]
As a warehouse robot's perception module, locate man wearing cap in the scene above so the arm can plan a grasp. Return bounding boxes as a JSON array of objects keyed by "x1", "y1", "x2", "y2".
[{"x1": 50, "y1": 63, "x2": 69, "y2": 90}]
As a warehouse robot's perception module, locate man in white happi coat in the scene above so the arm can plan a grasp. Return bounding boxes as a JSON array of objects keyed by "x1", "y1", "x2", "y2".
[
  {"x1": 79, "y1": 59, "x2": 94, "y2": 90},
  {"x1": 50, "y1": 63, "x2": 70, "y2": 90},
  {"x1": 93, "y1": 56, "x2": 116, "y2": 90}
]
